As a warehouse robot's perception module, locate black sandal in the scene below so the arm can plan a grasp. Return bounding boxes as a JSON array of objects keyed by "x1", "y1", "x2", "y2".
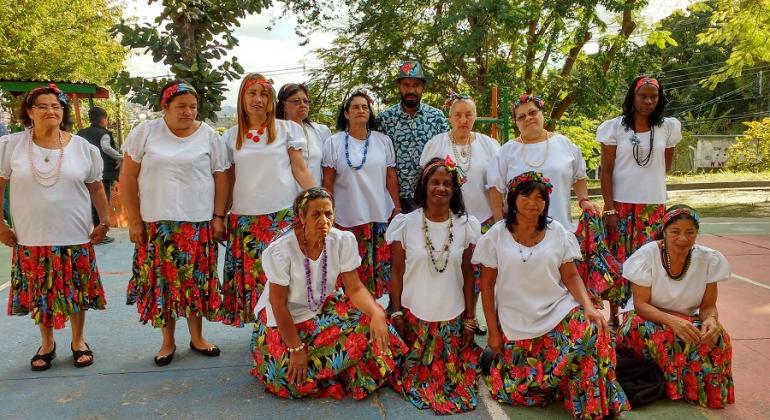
[
  {"x1": 71, "y1": 343, "x2": 94, "y2": 368},
  {"x1": 154, "y1": 345, "x2": 176, "y2": 367},
  {"x1": 189, "y1": 341, "x2": 221, "y2": 357},
  {"x1": 30, "y1": 343, "x2": 56, "y2": 371},
  {"x1": 475, "y1": 324, "x2": 487, "y2": 336}
]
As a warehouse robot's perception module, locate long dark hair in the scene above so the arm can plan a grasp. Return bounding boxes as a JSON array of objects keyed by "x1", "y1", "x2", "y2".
[
  {"x1": 621, "y1": 75, "x2": 667, "y2": 130},
  {"x1": 505, "y1": 181, "x2": 551, "y2": 232},
  {"x1": 336, "y1": 92, "x2": 377, "y2": 131},
  {"x1": 277, "y1": 83, "x2": 312, "y2": 124},
  {"x1": 413, "y1": 157, "x2": 467, "y2": 216}
]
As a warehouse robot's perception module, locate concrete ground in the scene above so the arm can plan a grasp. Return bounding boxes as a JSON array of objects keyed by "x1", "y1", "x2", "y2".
[{"x1": 0, "y1": 219, "x2": 768, "y2": 419}]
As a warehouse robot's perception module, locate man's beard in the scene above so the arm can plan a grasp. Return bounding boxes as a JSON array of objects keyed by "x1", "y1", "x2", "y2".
[{"x1": 401, "y1": 94, "x2": 421, "y2": 108}]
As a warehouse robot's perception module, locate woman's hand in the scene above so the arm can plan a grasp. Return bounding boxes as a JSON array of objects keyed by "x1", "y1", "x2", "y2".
[
  {"x1": 0, "y1": 224, "x2": 17, "y2": 248},
  {"x1": 461, "y1": 326, "x2": 475, "y2": 349},
  {"x1": 670, "y1": 316, "x2": 701, "y2": 345},
  {"x1": 287, "y1": 347, "x2": 309, "y2": 385},
  {"x1": 487, "y1": 327, "x2": 503, "y2": 356},
  {"x1": 369, "y1": 312, "x2": 389, "y2": 354},
  {"x1": 128, "y1": 220, "x2": 147, "y2": 245},
  {"x1": 211, "y1": 217, "x2": 226, "y2": 242},
  {"x1": 584, "y1": 306, "x2": 609, "y2": 336},
  {"x1": 580, "y1": 199, "x2": 601, "y2": 214},
  {"x1": 604, "y1": 213, "x2": 618, "y2": 236},
  {"x1": 700, "y1": 317, "x2": 721, "y2": 347},
  {"x1": 89, "y1": 225, "x2": 109, "y2": 245},
  {"x1": 391, "y1": 315, "x2": 407, "y2": 341}
]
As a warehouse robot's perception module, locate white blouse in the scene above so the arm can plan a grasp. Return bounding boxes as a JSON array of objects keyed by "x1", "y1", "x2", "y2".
[
  {"x1": 472, "y1": 220, "x2": 582, "y2": 340},
  {"x1": 0, "y1": 131, "x2": 102, "y2": 246},
  {"x1": 623, "y1": 242, "x2": 730, "y2": 316},
  {"x1": 385, "y1": 210, "x2": 481, "y2": 322},
  {"x1": 420, "y1": 132, "x2": 501, "y2": 223},
  {"x1": 122, "y1": 118, "x2": 230, "y2": 222},
  {"x1": 223, "y1": 120, "x2": 308, "y2": 215},
  {"x1": 487, "y1": 133, "x2": 586, "y2": 232},
  {"x1": 254, "y1": 228, "x2": 361, "y2": 326},
  {"x1": 302, "y1": 122, "x2": 332, "y2": 186},
  {"x1": 322, "y1": 130, "x2": 396, "y2": 227},
  {"x1": 596, "y1": 116, "x2": 682, "y2": 204}
]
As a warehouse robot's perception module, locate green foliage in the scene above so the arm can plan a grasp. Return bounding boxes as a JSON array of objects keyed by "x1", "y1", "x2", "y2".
[
  {"x1": 555, "y1": 115, "x2": 602, "y2": 172},
  {"x1": 112, "y1": 0, "x2": 272, "y2": 122},
  {"x1": 726, "y1": 118, "x2": 770, "y2": 170}
]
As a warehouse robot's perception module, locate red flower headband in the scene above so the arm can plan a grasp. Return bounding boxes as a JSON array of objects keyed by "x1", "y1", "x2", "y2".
[
  {"x1": 422, "y1": 155, "x2": 467, "y2": 185},
  {"x1": 514, "y1": 93, "x2": 545, "y2": 109},
  {"x1": 661, "y1": 207, "x2": 700, "y2": 229},
  {"x1": 244, "y1": 78, "x2": 273, "y2": 94},
  {"x1": 27, "y1": 83, "x2": 68, "y2": 105},
  {"x1": 160, "y1": 82, "x2": 196, "y2": 108},
  {"x1": 507, "y1": 171, "x2": 553, "y2": 195},
  {"x1": 634, "y1": 77, "x2": 660, "y2": 93},
  {"x1": 443, "y1": 91, "x2": 472, "y2": 109}
]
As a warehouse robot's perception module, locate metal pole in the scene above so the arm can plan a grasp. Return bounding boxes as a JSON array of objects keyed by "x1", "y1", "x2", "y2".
[{"x1": 490, "y1": 85, "x2": 498, "y2": 139}]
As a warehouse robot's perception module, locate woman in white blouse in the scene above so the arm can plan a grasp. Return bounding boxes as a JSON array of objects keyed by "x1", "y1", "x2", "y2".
[
  {"x1": 473, "y1": 171, "x2": 629, "y2": 418},
  {"x1": 617, "y1": 205, "x2": 734, "y2": 409},
  {"x1": 121, "y1": 80, "x2": 230, "y2": 366},
  {"x1": 276, "y1": 82, "x2": 332, "y2": 184},
  {"x1": 0, "y1": 84, "x2": 110, "y2": 371},
  {"x1": 221, "y1": 74, "x2": 315, "y2": 327},
  {"x1": 387, "y1": 156, "x2": 482, "y2": 415},
  {"x1": 251, "y1": 187, "x2": 406, "y2": 400},
  {"x1": 322, "y1": 89, "x2": 400, "y2": 298}
]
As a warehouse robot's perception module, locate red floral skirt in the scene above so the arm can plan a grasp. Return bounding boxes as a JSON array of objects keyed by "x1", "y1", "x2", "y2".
[
  {"x1": 616, "y1": 311, "x2": 735, "y2": 408},
  {"x1": 8, "y1": 243, "x2": 106, "y2": 329},
  {"x1": 250, "y1": 290, "x2": 407, "y2": 400},
  {"x1": 487, "y1": 307, "x2": 630, "y2": 418},
  {"x1": 126, "y1": 221, "x2": 221, "y2": 327},
  {"x1": 222, "y1": 210, "x2": 293, "y2": 327},
  {"x1": 389, "y1": 309, "x2": 482, "y2": 415},
  {"x1": 574, "y1": 209, "x2": 624, "y2": 307},
  {"x1": 336, "y1": 222, "x2": 390, "y2": 298}
]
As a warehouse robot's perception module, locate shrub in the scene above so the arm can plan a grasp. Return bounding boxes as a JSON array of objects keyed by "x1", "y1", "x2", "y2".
[{"x1": 726, "y1": 118, "x2": 770, "y2": 171}]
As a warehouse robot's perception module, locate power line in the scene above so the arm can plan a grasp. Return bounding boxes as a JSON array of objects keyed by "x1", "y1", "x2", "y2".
[
  {"x1": 671, "y1": 79, "x2": 757, "y2": 117},
  {"x1": 680, "y1": 111, "x2": 770, "y2": 125}
]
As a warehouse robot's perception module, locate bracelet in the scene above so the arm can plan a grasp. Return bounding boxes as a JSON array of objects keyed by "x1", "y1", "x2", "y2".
[
  {"x1": 602, "y1": 209, "x2": 617, "y2": 216},
  {"x1": 389, "y1": 311, "x2": 404, "y2": 319},
  {"x1": 213, "y1": 213, "x2": 226, "y2": 219},
  {"x1": 462, "y1": 318, "x2": 478, "y2": 331},
  {"x1": 287, "y1": 342, "x2": 305, "y2": 353},
  {"x1": 97, "y1": 222, "x2": 110, "y2": 231}
]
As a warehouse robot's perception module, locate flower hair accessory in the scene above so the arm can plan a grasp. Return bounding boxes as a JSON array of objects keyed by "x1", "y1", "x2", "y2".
[
  {"x1": 244, "y1": 77, "x2": 274, "y2": 95},
  {"x1": 514, "y1": 93, "x2": 545, "y2": 109},
  {"x1": 27, "y1": 83, "x2": 68, "y2": 106},
  {"x1": 507, "y1": 171, "x2": 553, "y2": 195},
  {"x1": 347, "y1": 87, "x2": 375, "y2": 106},
  {"x1": 661, "y1": 207, "x2": 700, "y2": 229},
  {"x1": 634, "y1": 76, "x2": 660, "y2": 93},
  {"x1": 160, "y1": 82, "x2": 197, "y2": 108},
  {"x1": 422, "y1": 155, "x2": 467, "y2": 185},
  {"x1": 443, "y1": 91, "x2": 472, "y2": 109}
]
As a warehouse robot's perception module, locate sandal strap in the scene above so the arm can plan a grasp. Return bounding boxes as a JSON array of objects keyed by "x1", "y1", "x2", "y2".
[
  {"x1": 31, "y1": 352, "x2": 54, "y2": 362},
  {"x1": 72, "y1": 343, "x2": 93, "y2": 359}
]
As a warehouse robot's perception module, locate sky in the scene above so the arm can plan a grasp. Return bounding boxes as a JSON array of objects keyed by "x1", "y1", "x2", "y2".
[{"x1": 124, "y1": 0, "x2": 695, "y2": 109}]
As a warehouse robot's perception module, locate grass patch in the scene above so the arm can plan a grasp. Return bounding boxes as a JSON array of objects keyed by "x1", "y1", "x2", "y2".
[{"x1": 585, "y1": 170, "x2": 770, "y2": 188}]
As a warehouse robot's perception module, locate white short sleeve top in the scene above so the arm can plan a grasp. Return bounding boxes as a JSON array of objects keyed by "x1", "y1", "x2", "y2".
[
  {"x1": 420, "y1": 132, "x2": 501, "y2": 223},
  {"x1": 385, "y1": 209, "x2": 481, "y2": 322},
  {"x1": 122, "y1": 118, "x2": 230, "y2": 222},
  {"x1": 321, "y1": 130, "x2": 396, "y2": 227},
  {"x1": 223, "y1": 120, "x2": 307, "y2": 215},
  {"x1": 254, "y1": 228, "x2": 361, "y2": 326},
  {"x1": 302, "y1": 122, "x2": 332, "y2": 185},
  {"x1": 623, "y1": 242, "x2": 730, "y2": 316},
  {"x1": 0, "y1": 131, "x2": 102, "y2": 246},
  {"x1": 596, "y1": 116, "x2": 682, "y2": 204},
  {"x1": 487, "y1": 133, "x2": 587, "y2": 232},
  {"x1": 472, "y1": 220, "x2": 582, "y2": 340}
]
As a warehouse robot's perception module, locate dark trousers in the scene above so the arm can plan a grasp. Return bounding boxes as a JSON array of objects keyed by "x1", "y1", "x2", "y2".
[{"x1": 92, "y1": 178, "x2": 115, "y2": 226}]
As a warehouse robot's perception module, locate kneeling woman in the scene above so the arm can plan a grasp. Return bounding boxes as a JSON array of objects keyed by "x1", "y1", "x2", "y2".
[
  {"x1": 617, "y1": 205, "x2": 734, "y2": 408},
  {"x1": 251, "y1": 187, "x2": 407, "y2": 400},
  {"x1": 387, "y1": 156, "x2": 482, "y2": 415},
  {"x1": 473, "y1": 172, "x2": 629, "y2": 418}
]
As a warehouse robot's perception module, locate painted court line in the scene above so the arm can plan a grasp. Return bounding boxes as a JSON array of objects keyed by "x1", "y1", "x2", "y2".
[
  {"x1": 0, "y1": 280, "x2": 9, "y2": 292},
  {"x1": 731, "y1": 273, "x2": 770, "y2": 291},
  {"x1": 478, "y1": 381, "x2": 509, "y2": 420}
]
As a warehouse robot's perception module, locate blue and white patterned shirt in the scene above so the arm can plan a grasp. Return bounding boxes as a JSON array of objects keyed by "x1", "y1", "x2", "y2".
[{"x1": 376, "y1": 102, "x2": 450, "y2": 198}]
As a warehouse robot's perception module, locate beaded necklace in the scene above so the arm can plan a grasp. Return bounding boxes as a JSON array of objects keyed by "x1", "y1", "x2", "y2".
[
  {"x1": 344, "y1": 130, "x2": 371, "y2": 170},
  {"x1": 28, "y1": 130, "x2": 64, "y2": 188},
  {"x1": 511, "y1": 229, "x2": 543, "y2": 263},
  {"x1": 660, "y1": 240, "x2": 691, "y2": 281},
  {"x1": 300, "y1": 230, "x2": 329, "y2": 311},
  {"x1": 422, "y1": 210, "x2": 454, "y2": 273},
  {"x1": 449, "y1": 131, "x2": 473, "y2": 172},
  {"x1": 245, "y1": 122, "x2": 267, "y2": 143},
  {"x1": 630, "y1": 126, "x2": 654, "y2": 167},
  {"x1": 520, "y1": 132, "x2": 551, "y2": 168}
]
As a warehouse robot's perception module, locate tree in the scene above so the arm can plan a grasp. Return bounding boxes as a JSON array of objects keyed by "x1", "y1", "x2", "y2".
[{"x1": 112, "y1": 0, "x2": 273, "y2": 122}]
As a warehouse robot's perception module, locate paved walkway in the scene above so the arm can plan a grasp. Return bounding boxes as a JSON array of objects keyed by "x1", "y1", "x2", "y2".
[{"x1": 0, "y1": 218, "x2": 768, "y2": 419}]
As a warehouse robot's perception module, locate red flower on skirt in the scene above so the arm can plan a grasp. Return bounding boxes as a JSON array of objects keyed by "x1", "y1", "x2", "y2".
[
  {"x1": 266, "y1": 329, "x2": 286, "y2": 359},
  {"x1": 344, "y1": 332, "x2": 368, "y2": 361},
  {"x1": 313, "y1": 325, "x2": 341, "y2": 347}
]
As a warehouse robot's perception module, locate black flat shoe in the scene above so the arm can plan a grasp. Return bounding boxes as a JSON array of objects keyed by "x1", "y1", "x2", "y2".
[
  {"x1": 475, "y1": 324, "x2": 487, "y2": 336},
  {"x1": 71, "y1": 342, "x2": 94, "y2": 368},
  {"x1": 31, "y1": 343, "x2": 56, "y2": 371},
  {"x1": 189, "y1": 341, "x2": 220, "y2": 357},
  {"x1": 154, "y1": 345, "x2": 176, "y2": 366}
]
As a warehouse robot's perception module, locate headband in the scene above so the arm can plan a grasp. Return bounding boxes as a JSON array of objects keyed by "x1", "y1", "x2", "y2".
[
  {"x1": 296, "y1": 187, "x2": 334, "y2": 215},
  {"x1": 444, "y1": 91, "x2": 472, "y2": 109},
  {"x1": 244, "y1": 78, "x2": 274, "y2": 95},
  {"x1": 27, "y1": 83, "x2": 68, "y2": 106},
  {"x1": 422, "y1": 155, "x2": 467, "y2": 185},
  {"x1": 634, "y1": 77, "x2": 660, "y2": 93},
  {"x1": 346, "y1": 87, "x2": 375, "y2": 106},
  {"x1": 514, "y1": 93, "x2": 545, "y2": 109},
  {"x1": 160, "y1": 82, "x2": 197, "y2": 108},
  {"x1": 507, "y1": 171, "x2": 553, "y2": 195},
  {"x1": 661, "y1": 207, "x2": 700, "y2": 229}
]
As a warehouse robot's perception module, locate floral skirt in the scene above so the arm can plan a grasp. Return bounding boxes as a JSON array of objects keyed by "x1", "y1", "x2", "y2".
[
  {"x1": 473, "y1": 217, "x2": 496, "y2": 293},
  {"x1": 617, "y1": 311, "x2": 735, "y2": 408},
  {"x1": 126, "y1": 221, "x2": 221, "y2": 327},
  {"x1": 487, "y1": 307, "x2": 630, "y2": 418},
  {"x1": 222, "y1": 210, "x2": 293, "y2": 327},
  {"x1": 574, "y1": 209, "x2": 625, "y2": 307},
  {"x1": 608, "y1": 202, "x2": 664, "y2": 264},
  {"x1": 250, "y1": 290, "x2": 407, "y2": 400},
  {"x1": 8, "y1": 243, "x2": 106, "y2": 329},
  {"x1": 336, "y1": 222, "x2": 390, "y2": 298},
  {"x1": 389, "y1": 309, "x2": 482, "y2": 415}
]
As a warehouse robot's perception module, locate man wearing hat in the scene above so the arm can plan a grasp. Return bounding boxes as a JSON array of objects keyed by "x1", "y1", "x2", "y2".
[{"x1": 377, "y1": 60, "x2": 449, "y2": 213}]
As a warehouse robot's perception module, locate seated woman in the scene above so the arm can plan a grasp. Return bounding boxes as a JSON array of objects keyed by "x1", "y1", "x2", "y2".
[
  {"x1": 251, "y1": 187, "x2": 407, "y2": 400},
  {"x1": 616, "y1": 205, "x2": 734, "y2": 408},
  {"x1": 473, "y1": 171, "x2": 629, "y2": 419},
  {"x1": 387, "y1": 156, "x2": 482, "y2": 415}
]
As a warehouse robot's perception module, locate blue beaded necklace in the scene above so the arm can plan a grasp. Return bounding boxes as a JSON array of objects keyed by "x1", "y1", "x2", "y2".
[{"x1": 344, "y1": 130, "x2": 371, "y2": 170}]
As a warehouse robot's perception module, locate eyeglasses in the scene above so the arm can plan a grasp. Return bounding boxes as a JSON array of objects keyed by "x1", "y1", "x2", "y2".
[
  {"x1": 286, "y1": 99, "x2": 311, "y2": 106},
  {"x1": 515, "y1": 109, "x2": 540, "y2": 122},
  {"x1": 33, "y1": 104, "x2": 63, "y2": 112}
]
